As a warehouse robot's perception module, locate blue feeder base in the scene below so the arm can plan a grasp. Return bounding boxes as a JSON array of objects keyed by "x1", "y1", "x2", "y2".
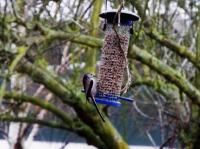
[
  {"x1": 95, "y1": 92, "x2": 134, "y2": 107},
  {"x1": 95, "y1": 98, "x2": 121, "y2": 107},
  {"x1": 81, "y1": 90, "x2": 134, "y2": 107}
]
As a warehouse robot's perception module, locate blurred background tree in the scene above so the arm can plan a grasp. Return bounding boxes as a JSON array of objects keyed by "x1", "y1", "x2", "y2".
[{"x1": 0, "y1": 0, "x2": 199, "y2": 149}]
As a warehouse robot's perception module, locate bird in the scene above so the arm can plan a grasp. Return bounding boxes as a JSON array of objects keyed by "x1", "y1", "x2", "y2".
[{"x1": 82, "y1": 73, "x2": 105, "y2": 122}]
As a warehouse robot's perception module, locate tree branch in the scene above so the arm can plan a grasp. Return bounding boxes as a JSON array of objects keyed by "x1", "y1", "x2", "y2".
[
  {"x1": 0, "y1": 115, "x2": 68, "y2": 130},
  {"x1": 129, "y1": 45, "x2": 200, "y2": 106},
  {"x1": 3, "y1": 91, "x2": 106, "y2": 149},
  {"x1": 145, "y1": 29, "x2": 200, "y2": 70},
  {"x1": 132, "y1": 77, "x2": 179, "y2": 101},
  {"x1": 2, "y1": 28, "x2": 200, "y2": 106},
  {"x1": 36, "y1": 22, "x2": 102, "y2": 49},
  {"x1": 132, "y1": 0, "x2": 199, "y2": 70},
  {"x1": 3, "y1": 25, "x2": 198, "y2": 147},
  {"x1": 4, "y1": 92, "x2": 74, "y2": 125},
  {"x1": 3, "y1": 27, "x2": 200, "y2": 105},
  {"x1": 15, "y1": 59, "x2": 128, "y2": 149}
]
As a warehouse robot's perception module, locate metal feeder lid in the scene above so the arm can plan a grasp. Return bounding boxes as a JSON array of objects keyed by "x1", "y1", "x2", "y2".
[{"x1": 100, "y1": 9, "x2": 140, "y2": 22}]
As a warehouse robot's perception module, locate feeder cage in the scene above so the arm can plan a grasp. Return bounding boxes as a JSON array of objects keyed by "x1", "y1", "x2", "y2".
[{"x1": 95, "y1": 9, "x2": 139, "y2": 107}]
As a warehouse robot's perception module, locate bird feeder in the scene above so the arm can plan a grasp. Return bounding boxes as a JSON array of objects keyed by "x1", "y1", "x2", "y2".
[{"x1": 95, "y1": 9, "x2": 139, "y2": 107}]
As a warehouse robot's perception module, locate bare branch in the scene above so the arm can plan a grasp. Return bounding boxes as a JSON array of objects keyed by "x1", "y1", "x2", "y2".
[
  {"x1": 146, "y1": 130, "x2": 157, "y2": 147},
  {"x1": 132, "y1": 100, "x2": 155, "y2": 119}
]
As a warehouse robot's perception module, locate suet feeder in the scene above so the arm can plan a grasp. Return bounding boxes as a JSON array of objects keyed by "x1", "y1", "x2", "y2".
[{"x1": 95, "y1": 9, "x2": 140, "y2": 107}]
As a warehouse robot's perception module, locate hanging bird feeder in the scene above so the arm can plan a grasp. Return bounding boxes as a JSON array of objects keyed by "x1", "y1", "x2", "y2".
[{"x1": 94, "y1": 9, "x2": 140, "y2": 107}]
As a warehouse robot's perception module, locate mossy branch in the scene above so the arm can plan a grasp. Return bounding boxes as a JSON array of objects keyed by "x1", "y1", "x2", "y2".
[
  {"x1": 2, "y1": 26, "x2": 199, "y2": 147},
  {"x1": 132, "y1": 77, "x2": 179, "y2": 100},
  {"x1": 15, "y1": 59, "x2": 128, "y2": 149},
  {"x1": 7, "y1": 26, "x2": 200, "y2": 105},
  {"x1": 85, "y1": 0, "x2": 103, "y2": 73},
  {"x1": 2, "y1": 28, "x2": 200, "y2": 105},
  {"x1": 130, "y1": 0, "x2": 144, "y2": 18},
  {"x1": 34, "y1": 29, "x2": 200, "y2": 104},
  {"x1": 4, "y1": 92, "x2": 74, "y2": 125},
  {"x1": 130, "y1": 45, "x2": 200, "y2": 106},
  {"x1": 38, "y1": 25, "x2": 199, "y2": 74},
  {"x1": 26, "y1": 21, "x2": 200, "y2": 74},
  {"x1": 36, "y1": 22, "x2": 102, "y2": 49},
  {"x1": 0, "y1": 115, "x2": 68, "y2": 130},
  {"x1": 132, "y1": 0, "x2": 199, "y2": 70},
  {"x1": 145, "y1": 29, "x2": 200, "y2": 70},
  {"x1": 3, "y1": 91, "x2": 106, "y2": 149},
  {"x1": 90, "y1": 0, "x2": 103, "y2": 36}
]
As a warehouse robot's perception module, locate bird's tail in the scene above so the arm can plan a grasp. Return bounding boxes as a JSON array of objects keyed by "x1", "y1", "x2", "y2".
[
  {"x1": 88, "y1": 80, "x2": 105, "y2": 122},
  {"x1": 91, "y1": 96, "x2": 105, "y2": 122}
]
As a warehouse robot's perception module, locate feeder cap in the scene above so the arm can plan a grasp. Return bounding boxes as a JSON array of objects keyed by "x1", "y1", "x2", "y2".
[{"x1": 100, "y1": 9, "x2": 140, "y2": 22}]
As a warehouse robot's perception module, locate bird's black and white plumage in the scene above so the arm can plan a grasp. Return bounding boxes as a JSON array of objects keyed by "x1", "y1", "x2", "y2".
[{"x1": 82, "y1": 74, "x2": 105, "y2": 122}]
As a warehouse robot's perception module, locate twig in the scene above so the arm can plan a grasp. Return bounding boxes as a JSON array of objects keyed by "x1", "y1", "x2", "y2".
[
  {"x1": 157, "y1": 98, "x2": 164, "y2": 143},
  {"x1": 59, "y1": 135, "x2": 72, "y2": 149},
  {"x1": 80, "y1": 0, "x2": 95, "y2": 20},
  {"x1": 163, "y1": 110, "x2": 200, "y2": 125},
  {"x1": 132, "y1": 100, "x2": 155, "y2": 119},
  {"x1": 10, "y1": 0, "x2": 25, "y2": 25},
  {"x1": 26, "y1": 93, "x2": 53, "y2": 141},
  {"x1": 146, "y1": 130, "x2": 157, "y2": 147},
  {"x1": 1, "y1": 0, "x2": 8, "y2": 43},
  {"x1": 54, "y1": 0, "x2": 62, "y2": 19},
  {"x1": 159, "y1": 132, "x2": 177, "y2": 149},
  {"x1": 56, "y1": 41, "x2": 71, "y2": 73},
  {"x1": 74, "y1": 0, "x2": 82, "y2": 20}
]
